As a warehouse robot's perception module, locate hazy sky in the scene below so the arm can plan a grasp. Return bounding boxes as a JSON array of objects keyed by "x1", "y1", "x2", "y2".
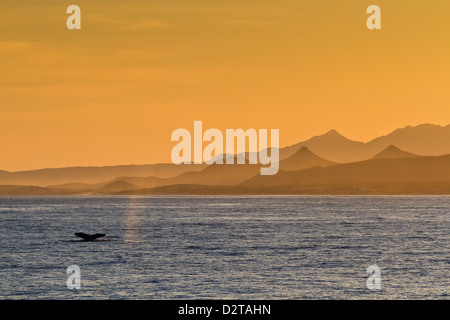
[{"x1": 1, "y1": 0, "x2": 449, "y2": 171}]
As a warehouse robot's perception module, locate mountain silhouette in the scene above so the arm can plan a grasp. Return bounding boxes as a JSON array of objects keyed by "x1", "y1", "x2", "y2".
[
  {"x1": 279, "y1": 147, "x2": 336, "y2": 171},
  {"x1": 1, "y1": 123, "x2": 449, "y2": 193},
  {"x1": 279, "y1": 129, "x2": 367, "y2": 162},
  {"x1": 0, "y1": 163, "x2": 206, "y2": 187},
  {"x1": 372, "y1": 145, "x2": 418, "y2": 159},
  {"x1": 242, "y1": 154, "x2": 450, "y2": 191},
  {"x1": 103, "y1": 154, "x2": 450, "y2": 195},
  {"x1": 278, "y1": 124, "x2": 450, "y2": 163},
  {"x1": 98, "y1": 149, "x2": 336, "y2": 188},
  {"x1": 0, "y1": 185, "x2": 77, "y2": 196},
  {"x1": 2, "y1": 154, "x2": 450, "y2": 195},
  {"x1": 163, "y1": 156, "x2": 262, "y2": 186},
  {"x1": 97, "y1": 180, "x2": 144, "y2": 192},
  {"x1": 366, "y1": 124, "x2": 450, "y2": 156}
]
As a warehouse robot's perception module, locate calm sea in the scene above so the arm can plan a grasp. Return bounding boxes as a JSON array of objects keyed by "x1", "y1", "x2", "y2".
[{"x1": 0, "y1": 196, "x2": 448, "y2": 299}]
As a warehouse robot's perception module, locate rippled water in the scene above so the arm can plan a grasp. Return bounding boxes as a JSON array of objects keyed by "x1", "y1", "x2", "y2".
[{"x1": 0, "y1": 196, "x2": 448, "y2": 299}]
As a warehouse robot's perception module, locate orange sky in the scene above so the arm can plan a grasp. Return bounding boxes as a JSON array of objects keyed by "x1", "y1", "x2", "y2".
[{"x1": 1, "y1": 0, "x2": 449, "y2": 171}]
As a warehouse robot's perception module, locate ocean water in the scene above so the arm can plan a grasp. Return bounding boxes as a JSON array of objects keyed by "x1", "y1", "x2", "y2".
[{"x1": 0, "y1": 196, "x2": 448, "y2": 300}]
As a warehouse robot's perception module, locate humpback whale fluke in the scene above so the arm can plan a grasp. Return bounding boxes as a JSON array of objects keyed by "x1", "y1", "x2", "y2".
[{"x1": 74, "y1": 233, "x2": 106, "y2": 241}]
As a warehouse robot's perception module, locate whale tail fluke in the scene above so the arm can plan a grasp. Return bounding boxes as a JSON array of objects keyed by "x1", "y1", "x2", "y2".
[{"x1": 74, "y1": 232, "x2": 106, "y2": 241}]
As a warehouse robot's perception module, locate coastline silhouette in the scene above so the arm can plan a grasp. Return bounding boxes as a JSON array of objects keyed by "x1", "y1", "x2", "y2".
[{"x1": 1, "y1": 124, "x2": 449, "y2": 195}]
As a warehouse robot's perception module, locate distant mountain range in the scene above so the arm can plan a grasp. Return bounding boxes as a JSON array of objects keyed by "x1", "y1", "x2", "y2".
[
  {"x1": 371, "y1": 145, "x2": 418, "y2": 160},
  {"x1": 279, "y1": 146, "x2": 336, "y2": 170},
  {"x1": 0, "y1": 123, "x2": 449, "y2": 195},
  {"x1": 278, "y1": 123, "x2": 450, "y2": 162},
  {"x1": 0, "y1": 163, "x2": 206, "y2": 186},
  {"x1": 242, "y1": 154, "x2": 450, "y2": 192}
]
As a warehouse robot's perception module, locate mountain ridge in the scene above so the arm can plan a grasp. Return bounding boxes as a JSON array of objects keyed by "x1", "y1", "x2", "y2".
[
  {"x1": 279, "y1": 146, "x2": 336, "y2": 170},
  {"x1": 372, "y1": 145, "x2": 418, "y2": 159},
  {"x1": 278, "y1": 123, "x2": 450, "y2": 162},
  {"x1": 0, "y1": 123, "x2": 449, "y2": 188}
]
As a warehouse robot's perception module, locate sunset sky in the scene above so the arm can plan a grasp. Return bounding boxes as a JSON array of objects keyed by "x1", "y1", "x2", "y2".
[{"x1": 1, "y1": 0, "x2": 449, "y2": 171}]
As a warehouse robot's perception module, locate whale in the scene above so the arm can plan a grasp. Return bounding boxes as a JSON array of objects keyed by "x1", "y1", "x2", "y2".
[{"x1": 74, "y1": 233, "x2": 107, "y2": 241}]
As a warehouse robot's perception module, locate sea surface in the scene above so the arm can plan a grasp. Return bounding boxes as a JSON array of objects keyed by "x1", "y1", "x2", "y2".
[{"x1": 0, "y1": 196, "x2": 448, "y2": 299}]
